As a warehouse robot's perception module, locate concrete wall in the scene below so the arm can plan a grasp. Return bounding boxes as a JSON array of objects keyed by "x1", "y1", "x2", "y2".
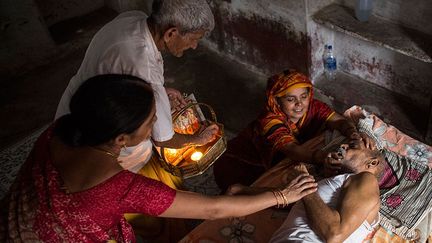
[
  {"x1": 205, "y1": 0, "x2": 310, "y2": 76},
  {"x1": 105, "y1": 0, "x2": 152, "y2": 15},
  {"x1": 203, "y1": 0, "x2": 341, "y2": 81},
  {"x1": 335, "y1": 32, "x2": 432, "y2": 106},
  {"x1": 35, "y1": 0, "x2": 104, "y2": 26},
  {"x1": 325, "y1": 0, "x2": 432, "y2": 106},
  {"x1": 0, "y1": 0, "x2": 56, "y2": 77},
  {"x1": 306, "y1": 0, "x2": 335, "y2": 81},
  {"x1": 340, "y1": 0, "x2": 432, "y2": 36},
  {"x1": 0, "y1": 0, "x2": 120, "y2": 78},
  {"x1": 312, "y1": 0, "x2": 432, "y2": 142}
]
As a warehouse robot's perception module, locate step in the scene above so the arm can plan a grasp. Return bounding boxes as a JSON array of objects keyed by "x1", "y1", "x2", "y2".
[
  {"x1": 313, "y1": 4, "x2": 432, "y2": 63},
  {"x1": 313, "y1": 71, "x2": 429, "y2": 143}
]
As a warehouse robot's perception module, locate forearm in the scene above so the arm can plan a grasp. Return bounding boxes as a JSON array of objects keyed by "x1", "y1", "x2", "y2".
[
  {"x1": 326, "y1": 113, "x2": 357, "y2": 137},
  {"x1": 281, "y1": 143, "x2": 322, "y2": 164},
  {"x1": 161, "y1": 191, "x2": 276, "y2": 220},
  {"x1": 208, "y1": 192, "x2": 277, "y2": 219},
  {"x1": 303, "y1": 193, "x2": 343, "y2": 242},
  {"x1": 153, "y1": 133, "x2": 197, "y2": 149},
  {"x1": 162, "y1": 173, "x2": 317, "y2": 220},
  {"x1": 329, "y1": 119, "x2": 357, "y2": 138}
]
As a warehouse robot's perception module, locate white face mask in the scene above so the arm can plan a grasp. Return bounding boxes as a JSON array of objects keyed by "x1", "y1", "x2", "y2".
[{"x1": 118, "y1": 140, "x2": 153, "y2": 173}]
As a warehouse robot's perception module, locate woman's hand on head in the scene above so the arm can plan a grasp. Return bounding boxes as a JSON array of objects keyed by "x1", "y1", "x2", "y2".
[
  {"x1": 349, "y1": 132, "x2": 376, "y2": 150},
  {"x1": 282, "y1": 173, "x2": 317, "y2": 204}
]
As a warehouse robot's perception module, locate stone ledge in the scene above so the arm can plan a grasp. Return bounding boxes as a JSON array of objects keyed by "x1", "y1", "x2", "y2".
[
  {"x1": 313, "y1": 71, "x2": 429, "y2": 143},
  {"x1": 313, "y1": 4, "x2": 432, "y2": 63}
]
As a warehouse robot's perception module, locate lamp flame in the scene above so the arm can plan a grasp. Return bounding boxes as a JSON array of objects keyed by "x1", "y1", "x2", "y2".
[
  {"x1": 190, "y1": 151, "x2": 203, "y2": 161},
  {"x1": 165, "y1": 148, "x2": 178, "y2": 156}
]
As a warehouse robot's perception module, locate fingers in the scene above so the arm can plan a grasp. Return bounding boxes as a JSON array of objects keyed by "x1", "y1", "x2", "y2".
[
  {"x1": 297, "y1": 180, "x2": 318, "y2": 191},
  {"x1": 360, "y1": 133, "x2": 376, "y2": 149},
  {"x1": 299, "y1": 186, "x2": 318, "y2": 197},
  {"x1": 350, "y1": 132, "x2": 361, "y2": 140},
  {"x1": 290, "y1": 174, "x2": 315, "y2": 186},
  {"x1": 167, "y1": 87, "x2": 188, "y2": 109},
  {"x1": 196, "y1": 124, "x2": 220, "y2": 145},
  {"x1": 201, "y1": 125, "x2": 219, "y2": 138},
  {"x1": 293, "y1": 163, "x2": 309, "y2": 174},
  {"x1": 172, "y1": 95, "x2": 187, "y2": 106},
  {"x1": 349, "y1": 133, "x2": 376, "y2": 150},
  {"x1": 283, "y1": 174, "x2": 318, "y2": 203},
  {"x1": 206, "y1": 123, "x2": 219, "y2": 130},
  {"x1": 324, "y1": 155, "x2": 342, "y2": 170},
  {"x1": 169, "y1": 96, "x2": 187, "y2": 108}
]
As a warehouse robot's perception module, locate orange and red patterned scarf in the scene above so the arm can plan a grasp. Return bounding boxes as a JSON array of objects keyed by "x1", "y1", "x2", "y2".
[
  {"x1": 265, "y1": 70, "x2": 313, "y2": 119},
  {"x1": 254, "y1": 70, "x2": 334, "y2": 167},
  {"x1": 261, "y1": 70, "x2": 313, "y2": 145}
]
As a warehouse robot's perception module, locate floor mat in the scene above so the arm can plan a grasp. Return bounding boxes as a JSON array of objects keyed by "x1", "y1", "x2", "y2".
[{"x1": 0, "y1": 125, "x2": 48, "y2": 198}]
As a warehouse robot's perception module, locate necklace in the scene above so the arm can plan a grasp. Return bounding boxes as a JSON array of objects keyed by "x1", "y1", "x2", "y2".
[{"x1": 91, "y1": 146, "x2": 119, "y2": 159}]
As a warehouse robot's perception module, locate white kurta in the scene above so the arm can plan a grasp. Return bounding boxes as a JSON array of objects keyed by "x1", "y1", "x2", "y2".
[
  {"x1": 55, "y1": 11, "x2": 174, "y2": 172},
  {"x1": 270, "y1": 174, "x2": 379, "y2": 243}
]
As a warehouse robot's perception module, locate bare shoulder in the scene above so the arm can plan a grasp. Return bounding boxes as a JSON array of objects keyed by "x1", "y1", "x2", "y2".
[
  {"x1": 343, "y1": 172, "x2": 379, "y2": 198},
  {"x1": 351, "y1": 172, "x2": 378, "y2": 183}
]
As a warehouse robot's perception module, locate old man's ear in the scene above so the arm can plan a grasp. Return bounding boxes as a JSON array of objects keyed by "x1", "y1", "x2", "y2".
[
  {"x1": 164, "y1": 27, "x2": 179, "y2": 40},
  {"x1": 366, "y1": 159, "x2": 380, "y2": 169}
]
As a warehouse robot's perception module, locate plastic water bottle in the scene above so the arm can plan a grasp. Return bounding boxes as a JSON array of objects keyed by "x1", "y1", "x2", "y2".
[
  {"x1": 323, "y1": 45, "x2": 337, "y2": 80},
  {"x1": 355, "y1": 0, "x2": 373, "y2": 22}
]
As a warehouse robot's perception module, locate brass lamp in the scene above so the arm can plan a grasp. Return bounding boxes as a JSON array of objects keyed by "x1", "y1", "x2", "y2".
[{"x1": 155, "y1": 103, "x2": 226, "y2": 179}]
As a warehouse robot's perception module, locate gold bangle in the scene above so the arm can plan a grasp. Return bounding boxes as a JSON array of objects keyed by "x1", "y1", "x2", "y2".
[
  {"x1": 278, "y1": 190, "x2": 288, "y2": 207},
  {"x1": 271, "y1": 190, "x2": 280, "y2": 208},
  {"x1": 280, "y1": 190, "x2": 289, "y2": 208},
  {"x1": 274, "y1": 189, "x2": 288, "y2": 208}
]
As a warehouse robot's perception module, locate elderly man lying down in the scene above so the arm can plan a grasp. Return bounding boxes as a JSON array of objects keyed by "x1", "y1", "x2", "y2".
[
  {"x1": 181, "y1": 107, "x2": 432, "y2": 243},
  {"x1": 270, "y1": 139, "x2": 385, "y2": 243}
]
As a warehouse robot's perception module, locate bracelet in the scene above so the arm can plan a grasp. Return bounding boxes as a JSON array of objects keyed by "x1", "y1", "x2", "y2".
[
  {"x1": 271, "y1": 190, "x2": 281, "y2": 208},
  {"x1": 271, "y1": 189, "x2": 289, "y2": 208}
]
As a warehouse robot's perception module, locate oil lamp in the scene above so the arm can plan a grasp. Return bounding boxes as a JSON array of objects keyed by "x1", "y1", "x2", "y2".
[
  {"x1": 190, "y1": 151, "x2": 203, "y2": 162},
  {"x1": 155, "y1": 102, "x2": 226, "y2": 179}
]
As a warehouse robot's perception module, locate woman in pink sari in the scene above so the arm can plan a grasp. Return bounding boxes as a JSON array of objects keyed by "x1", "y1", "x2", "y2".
[{"x1": 0, "y1": 74, "x2": 317, "y2": 242}]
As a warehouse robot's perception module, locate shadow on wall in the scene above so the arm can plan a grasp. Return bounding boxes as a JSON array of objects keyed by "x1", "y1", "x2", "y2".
[
  {"x1": 49, "y1": 7, "x2": 117, "y2": 44},
  {"x1": 105, "y1": 0, "x2": 153, "y2": 15},
  {"x1": 208, "y1": 1, "x2": 310, "y2": 76}
]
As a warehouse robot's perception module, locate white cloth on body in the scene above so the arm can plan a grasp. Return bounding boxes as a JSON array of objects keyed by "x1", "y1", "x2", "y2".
[{"x1": 270, "y1": 174, "x2": 379, "y2": 243}]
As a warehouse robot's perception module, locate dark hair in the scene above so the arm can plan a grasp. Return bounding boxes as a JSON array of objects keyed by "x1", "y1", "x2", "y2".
[{"x1": 55, "y1": 74, "x2": 154, "y2": 147}]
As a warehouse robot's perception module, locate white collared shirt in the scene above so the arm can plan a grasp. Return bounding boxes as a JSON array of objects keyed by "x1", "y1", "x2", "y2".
[{"x1": 55, "y1": 11, "x2": 174, "y2": 172}]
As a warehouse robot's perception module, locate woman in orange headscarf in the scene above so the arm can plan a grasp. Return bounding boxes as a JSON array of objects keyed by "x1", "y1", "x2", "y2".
[{"x1": 214, "y1": 70, "x2": 368, "y2": 191}]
